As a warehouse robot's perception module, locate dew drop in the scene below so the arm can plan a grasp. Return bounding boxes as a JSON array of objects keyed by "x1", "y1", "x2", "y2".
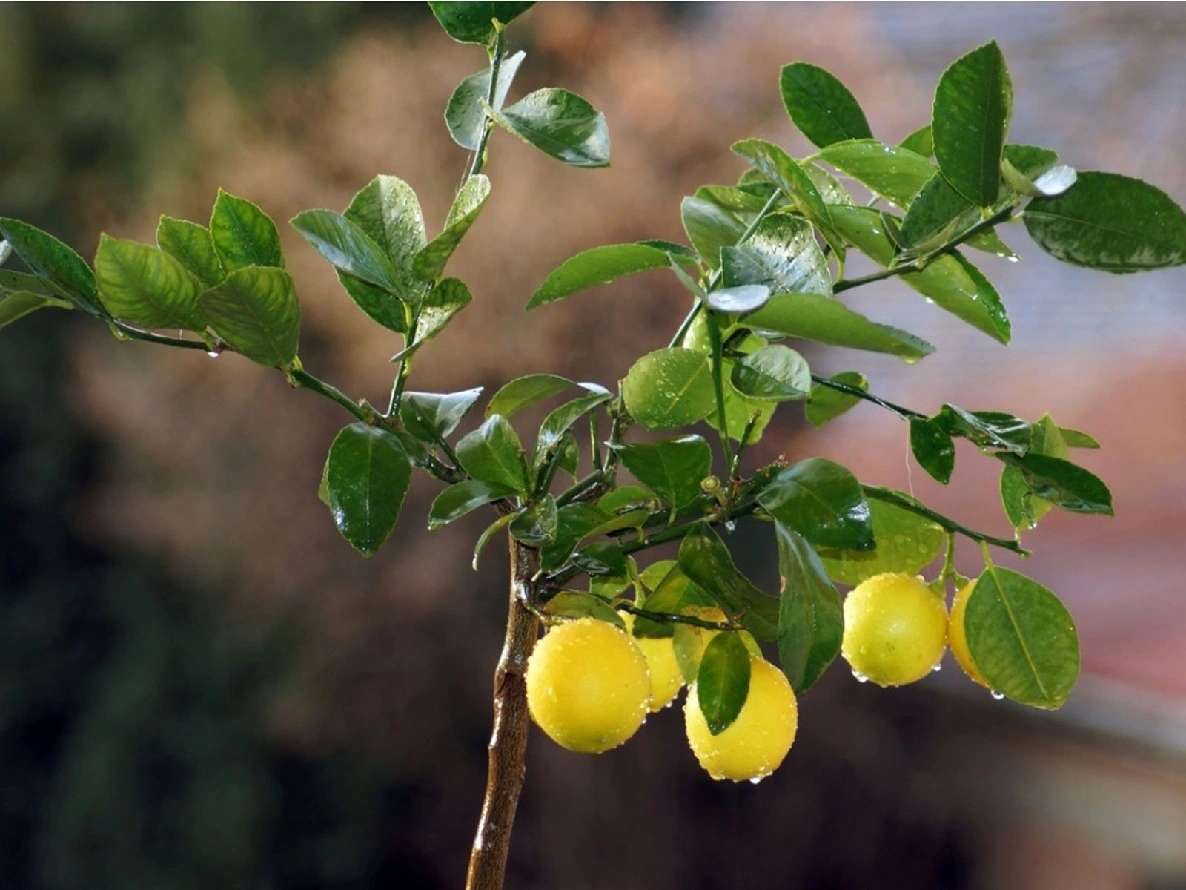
[
  {"x1": 1006, "y1": 255, "x2": 1020, "y2": 264},
  {"x1": 748, "y1": 775, "x2": 765, "y2": 785},
  {"x1": 724, "y1": 520, "x2": 736, "y2": 532},
  {"x1": 207, "y1": 350, "x2": 221, "y2": 359},
  {"x1": 990, "y1": 690, "x2": 1005, "y2": 701},
  {"x1": 931, "y1": 662, "x2": 942, "y2": 673},
  {"x1": 852, "y1": 670, "x2": 869, "y2": 684}
]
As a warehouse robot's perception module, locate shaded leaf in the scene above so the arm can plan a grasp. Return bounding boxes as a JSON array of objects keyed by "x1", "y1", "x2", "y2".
[
  {"x1": 731, "y1": 344, "x2": 811, "y2": 401},
  {"x1": 324, "y1": 423, "x2": 411, "y2": 556},
  {"x1": 678, "y1": 526, "x2": 780, "y2": 641},
  {"x1": 542, "y1": 591, "x2": 624, "y2": 627},
  {"x1": 428, "y1": 479, "x2": 515, "y2": 529},
  {"x1": 731, "y1": 138, "x2": 842, "y2": 254},
  {"x1": 396, "y1": 277, "x2": 472, "y2": 358},
  {"x1": 540, "y1": 503, "x2": 609, "y2": 570},
  {"x1": 910, "y1": 417, "x2": 956, "y2": 484},
  {"x1": 509, "y1": 495, "x2": 558, "y2": 546},
  {"x1": 609, "y1": 435, "x2": 712, "y2": 510},
  {"x1": 696, "y1": 632, "x2": 751, "y2": 735},
  {"x1": 805, "y1": 371, "x2": 866, "y2": 427},
  {"x1": 997, "y1": 452, "x2": 1113, "y2": 515},
  {"x1": 428, "y1": 1, "x2": 534, "y2": 44},
  {"x1": 775, "y1": 524, "x2": 843, "y2": 692},
  {"x1": 400, "y1": 388, "x2": 483, "y2": 441},
  {"x1": 817, "y1": 497, "x2": 945, "y2": 586},
  {"x1": 536, "y1": 387, "x2": 612, "y2": 453},
  {"x1": 0, "y1": 290, "x2": 70, "y2": 330},
  {"x1": 681, "y1": 196, "x2": 748, "y2": 269},
  {"x1": 156, "y1": 216, "x2": 224, "y2": 288},
  {"x1": 291, "y1": 209, "x2": 402, "y2": 293},
  {"x1": 0, "y1": 217, "x2": 101, "y2": 313},
  {"x1": 446, "y1": 50, "x2": 526, "y2": 150},
  {"x1": 758, "y1": 457, "x2": 873, "y2": 551},
  {"x1": 456, "y1": 415, "x2": 530, "y2": 493}
]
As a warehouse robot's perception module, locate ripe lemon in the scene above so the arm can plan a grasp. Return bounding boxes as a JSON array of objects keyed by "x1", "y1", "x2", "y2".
[
  {"x1": 841, "y1": 572, "x2": 947, "y2": 687},
  {"x1": 948, "y1": 579, "x2": 990, "y2": 688},
  {"x1": 526, "y1": 618, "x2": 651, "y2": 754},
  {"x1": 685, "y1": 655, "x2": 798, "y2": 782},
  {"x1": 622, "y1": 613, "x2": 685, "y2": 712}
]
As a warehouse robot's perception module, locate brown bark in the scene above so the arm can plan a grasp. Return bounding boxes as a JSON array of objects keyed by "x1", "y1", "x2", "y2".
[{"x1": 465, "y1": 538, "x2": 540, "y2": 890}]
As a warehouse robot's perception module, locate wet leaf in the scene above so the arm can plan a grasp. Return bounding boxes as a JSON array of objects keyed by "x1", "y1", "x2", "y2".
[
  {"x1": 678, "y1": 526, "x2": 780, "y2": 641},
  {"x1": 446, "y1": 50, "x2": 526, "y2": 150},
  {"x1": 198, "y1": 266, "x2": 300, "y2": 367},
  {"x1": 697, "y1": 632, "x2": 751, "y2": 735},
  {"x1": 428, "y1": 1, "x2": 535, "y2": 44},
  {"x1": 0, "y1": 217, "x2": 101, "y2": 313},
  {"x1": 731, "y1": 344, "x2": 811, "y2": 401},
  {"x1": 758, "y1": 457, "x2": 873, "y2": 551},
  {"x1": 495, "y1": 88, "x2": 610, "y2": 168},
  {"x1": 910, "y1": 417, "x2": 956, "y2": 484},
  {"x1": 805, "y1": 371, "x2": 866, "y2": 427},
  {"x1": 779, "y1": 62, "x2": 872, "y2": 148},
  {"x1": 528, "y1": 242, "x2": 671, "y2": 308},
  {"x1": 210, "y1": 189, "x2": 284, "y2": 271},
  {"x1": 622, "y1": 347, "x2": 714, "y2": 431},
  {"x1": 456, "y1": 415, "x2": 530, "y2": 494},
  {"x1": 412, "y1": 174, "x2": 491, "y2": 281},
  {"x1": 400, "y1": 388, "x2": 483, "y2": 441},
  {"x1": 94, "y1": 235, "x2": 204, "y2": 330},
  {"x1": 429, "y1": 479, "x2": 514, "y2": 529},
  {"x1": 815, "y1": 140, "x2": 935, "y2": 208},
  {"x1": 324, "y1": 424, "x2": 412, "y2": 556},
  {"x1": 775, "y1": 524, "x2": 842, "y2": 692},
  {"x1": 817, "y1": 497, "x2": 945, "y2": 586},
  {"x1": 609, "y1": 435, "x2": 712, "y2": 510}
]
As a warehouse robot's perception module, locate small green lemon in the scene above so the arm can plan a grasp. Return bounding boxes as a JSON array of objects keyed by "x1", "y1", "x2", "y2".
[
  {"x1": 622, "y1": 613, "x2": 685, "y2": 712},
  {"x1": 841, "y1": 572, "x2": 947, "y2": 687},
  {"x1": 526, "y1": 618, "x2": 651, "y2": 754},
  {"x1": 685, "y1": 656, "x2": 798, "y2": 782},
  {"x1": 948, "y1": 579, "x2": 990, "y2": 688}
]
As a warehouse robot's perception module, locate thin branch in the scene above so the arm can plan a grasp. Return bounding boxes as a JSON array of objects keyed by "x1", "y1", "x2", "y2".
[
  {"x1": 287, "y1": 367, "x2": 374, "y2": 424},
  {"x1": 469, "y1": 28, "x2": 507, "y2": 180},
  {"x1": 862, "y1": 486, "x2": 1029, "y2": 556},
  {"x1": 109, "y1": 321, "x2": 212, "y2": 351},
  {"x1": 809, "y1": 373, "x2": 925, "y2": 421}
]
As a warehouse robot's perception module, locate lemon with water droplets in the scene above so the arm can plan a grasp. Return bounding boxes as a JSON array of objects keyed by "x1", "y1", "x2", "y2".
[
  {"x1": 948, "y1": 579, "x2": 990, "y2": 688},
  {"x1": 841, "y1": 573, "x2": 948, "y2": 687},
  {"x1": 622, "y1": 613, "x2": 685, "y2": 712},
  {"x1": 685, "y1": 655, "x2": 798, "y2": 782},
  {"x1": 526, "y1": 618, "x2": 651, "y2": 754}
]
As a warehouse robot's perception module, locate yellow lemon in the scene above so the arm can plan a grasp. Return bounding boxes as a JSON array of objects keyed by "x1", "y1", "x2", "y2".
[
  {"x1": 685, "y1": 655, "x2": 798, "y2": 782},
  {"x1": 842, "y1": 573, "x2": 947, "y2": 687},
  {"x1": 948, "y1": 579, "x2": 990, "y2": 688},
  {"x1": 526, "y1": 618, "x2": 651, "y2": 754},
  {"x1": 622, "y1": 613, "x2": 685, "y2": 712}
]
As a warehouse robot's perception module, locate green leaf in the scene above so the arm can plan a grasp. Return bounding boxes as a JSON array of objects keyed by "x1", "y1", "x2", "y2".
[
  {"x1": 412, "y1": 174, "x2": 491, "y2": 281},
  {"x1": 0, "y1": 269, "x2": 56, "y2": 297},
  {"x1": 805, "y1": 371, "x2": 866, "y2": 427},
  {"x1": 473, "y1": 512, "x2": 517, "y2": 570},
  {"x1": 487, "y1": 374, "x2": 578, "y2": 419},
  {"x1": 428, "y1": 479, "x2": 515, "y2": 530},
  {"x1": 731, "y1": 344, "x2": 811, "y2": 401},
  {"x1": 541, "y1": 503, "x2": 609, "y2": 570},
  {"x1": 198, "y1": 266, "x2": 300, "y2": 367},
  {"x1": 634, "y1": 566, "x2": 715, "y2": 639},
  {"x1": 815, "y1": 140, "x2": 935, "y2": 208},
  {"x1": 446, "y1": 50, "x2": 526, "y2": 150},
  {"x1": 344, "y1": 174, "x2": 429, "y2": 306},
  {"x1": 597, "y1": 486, "x2": 655, "y2": 513},
  {"x1": 494, "y1": 88, "x2": 610, "y2": 168},
  {"x1": 830, "y1": 204, "x2": 1011, "y2": 344},
  {"x1": 622, "y1": 347, "x2": 714, "y2": 431},
  {"x1": 528, "y1": 242, "x2": 671, "y2": 309},
  {"x1": 704, "y1": 284, "x2": 771, "y2": 314},
  {"x1": 775, "y1": 524, "x2": 843, "y2": 693},
  {"x1": 935, "y1": 405, "x2": 1031, "y2": 454},
  {"x1": 324, "y1": 423, "x2": 412, "y2": 556},
  {"x1": 996, "y1": 452, "x2": 1113, "y2": 516},
  {"x1": 696, "y1": 632, "x2": 751, "y2": 735},
  {"x1": 678, "y1": 526, "x2": 780, "y2": 641},
  {"x1": 571, "y1": 542, "x2": 629, "y2": 578},
  {"x1": 758, "y1": 457, "x2": 873, "y2": 551},
  {"x1": 1000, "y1": 466, "x2": 1035, "y2": 531},
  {"x1": 536, "y1": 388, "x2": 612, "y2": 453},
  {"x1": 932, "y1": 41, "x2": 1012, "y2": 207},
  {"x1": 745, "y1": 292, "x2": 934, "y2": 362},
  {"x1": 399, "y1": 388, "x2": 483, "y2": 441},
  {"x1": 0, "y1": 217, "x2": 101, "y2": 313},
  {"x1": 156, "y1": 216, "x2": 224, "y2": 288},
  {"x1": 1023, "y1": 171, "x2": 1186, "y2": 273},
  {"x1": 1001, "y1": 144, "x2": 1076, "y2": 197},
  {"x1": 542, "y1": 591, "x2": 624, "y2": 628},
  {"x1": 779, "y1": 62, "x2": 872, "y2": 148},
  {"x1": 94, "y1": 235, "x2": 204, "y2": 330},
  {"x1": 898, "y1": 173, "x2": 977, "y2": 250},
  {"x1": 291, "y1": 209, "x2": 402, "y2": 295},
  {"x1": 899, "y1": 125, "x2": 933, "y2": 157},
  {"x1": 609, "y1": 435, "x2": 712, "y2": 511},
  {"x1": 209, "y1": 189, "x2": 284, "y2": 271},
  {"x1": 395, "y1": 277, "x2": 473, "y2": 359},
  {"x1": 965, "y1": 568, "x2": 1079, "y2": 709},
  {"x1": 910, "y1": 418, "x2": 956, "y2": 484},
  {"x1": 707, "y1": 362, "x2": 777, "y2": 443},
  {"x1": 455, "y1": 415, "x2": 530, "y2": 493},
  {"x1": 720, "y1": 212, "x2": 832, "y2": 296},
  {"x1": 0, "y1": 239, "x2": 8, "y2": 265},
  {"x1": 817, "y1": 496, "x2": 945, "y2": 586},
  {"x1": 334, "y1": 274, "x2": 407, "y2": 334},
  {"x1": 428, "y1": 1, "x2": 534, "y2": 44},
  {"x1": 509, "y1": 495, "x2": 558, "y2": 546},
  {"x1": 0, "y1": 291, "x2": 70, "y2": 330},
  {"x1": 681, "y1": 196, "x2": 748, "y2": 269},
  {"x1": 1059, "y1": 427, "x2": 1100, "y2": 449},
  {"x1": 640, "y1": 560, "x2": 678, "y2": 592}
]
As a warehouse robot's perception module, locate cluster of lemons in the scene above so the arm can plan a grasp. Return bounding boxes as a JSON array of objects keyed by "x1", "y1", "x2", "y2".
[{"x1": 525, "y1": 572, "x2": 987, "y2": 783}]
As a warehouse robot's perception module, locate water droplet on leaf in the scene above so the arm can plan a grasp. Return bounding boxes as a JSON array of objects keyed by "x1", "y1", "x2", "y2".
[{"x1": 990, "y1": 690, "x2": 1005, "y2": 701}]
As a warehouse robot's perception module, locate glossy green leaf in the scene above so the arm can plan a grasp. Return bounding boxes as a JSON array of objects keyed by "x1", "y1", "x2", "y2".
[
  {"x1": 509, "y1": 494, "x2": 558, "y2": 546},
  {"x1": 775, "y1": 524, "x2": 843, "y2": 692},
  {"x1": 965, "y1": 227, "x2": 1016, "y2": 259},
  {"x1": 487, "y1": 374, "x2": 577, "y2": 419},
  {"x1": 910, "y1": 417, "x2": 956, "y2": 484},
  {"x1": 1059, "y1": 427, "x2": 1100, "y2": 449},
  {"x1": 428, "y1": 1, "x2": 534, "y2": 44},
  {"x1": 681, "y1": 196, "x2": 748, "y2": 269},
  {"x1": 445, "y1": 50, "x2": 526, "y2": 150},
  {"x1": 455, "y1": 415, "x2": 530, "y2": 493},
  {"x1": 528, "y1": 242, "x2": 671, "y2": 309},
  {"x1": 707, "y1": 360, "x2": 777, "y2": 443},
  {"x1": 556, "y1": 430, "x2": 579, "y2": 477},
  {"x1": 597, "y1": 486, "x2": 655, "y2": 513},
  {"x1": 291, "y1": 209, "x2": 402, "y2": 295},
  {"x1": 622, "y1": 347, "x2": 714, "y2": 431},
  {"x1": 699, "y1": 183, "x2": 773, "y2": 214},
  {"x1": 633, "y1": 565, "x2": 715, "y2": 640},
  {"x1": 540, "y1": 503, "x2": 609, "y2": 570},
  {"x1": 209, "y1": 190, "x2": 284, "y2": 271},
  {"x1": 1023, "y1": 171, "x2": 1186, "y2": 273},
  {"x1": 817, "y1": 496, "x2": 945, "y2": 586},
  {"x1": 803, "y1": 163, "x2": 852, "y2": 205},
  {"x1": 495, "y1": 88, "x2": 610, "y2": 168},
  {"x1": 94, "y1": 235, "x2": 204, "y2": 330},
  {"x1": 1001, "y1": 144, "x2": 1075, "y2": 197},
  {"x1": 0, "y1": 291, "x2": 69, "y2": 329},
  {"x1": 413, "y1": 174, "x2": 491, "y2": 281},
  {"x1": 899, "y1": 125, "x2": 933, "y2": 157},
  {"x1": 696, "y1": 632, "x2": 751, "y2": 735},
  {"x1": 536, "y1": 387, "x2": 612, "y2": 453},
  {"x1": 198, "y1": 266, "x2": 300, "y2": 367},
  {"x1": 335, "y1": 274, "x2": 407, "y2": 334},
  {"x1": 428, "y1": 479, "x2": 515, "y2": 530},
  {"x1": 400, "y1": 388, "x2": 483, "y2": 441},
  {"x1": 472, "y1": 512, "x2": 517, "y2": 570},
  {"x1": 999, "y1": 466, "x2": 1035, "y2": 531},
  {"x1": 898, "y1": 173, "x2": 977, "y2": 249},
  {"x1": 731, "y1": 138, "x2": 842, "y2": 254},
  {"x1": 745, "y1": 292, "x2": 934, "y2": 361},
  {"x1": 609, "y1": 435, "x2": 712, "y2": 511},
  {"x1": 0, "y1": 217, "x2": 102, "y2": 313},
  {"x1": 997, "y1": 452, "x2": 1113, "y2": 515},
  {"x1": 932, "y1": 41, "x2": 1011, "y2": 206},
  {"x1": 779, "y1": 62, "x2": 872, "y2": 148},
  {"x1": 678, "y1": 526, "x2": 780, "y2": 641},
  {"x1": 720, "y1": 212, "x2": 832, "y2": 296},
  {"x1": 156, "y1": 216, "x2": 224, "y2": 288},
  {"x1": 815, "y1": 140, "x2": 935, "y2": 208},
  {"x1": 395, "y1": 277, "x2": 472, "y2": 359},
  {"x1": 965, "y1": 568, "x2": 1079, "y2": 709},
  {"x1": 571, "y1": 542, "x2": 629, "y2": 578},
  {"x1": 344, "y1": 174, "x2": 429, "y2": 306},
  {"x1": 805, "y1": 371, "x2": 866, "y2": 427},
  {"x1": 324, "y1": 423, "x2": 411, "y2": 556},
  {"x1": 758, "y1": 457, "x2": 873, "y2": 551},
  {"x1": 704, "y1": 284, "x2": 771, "y2": 314},
  {"x1": 935, "y1": 405, "x2": 1031, "y2": 454},
  {"x1": 542, "y1": 591, "x2": 624, "y2": 628},
  {"x1": 731, "y1": 344, "x2": 810, "y2": 401}
]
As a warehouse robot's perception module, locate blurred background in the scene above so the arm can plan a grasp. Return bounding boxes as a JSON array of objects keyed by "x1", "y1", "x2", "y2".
[{"x1": 2, "y1": 3, "x2": 1185, "y2": 889}]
